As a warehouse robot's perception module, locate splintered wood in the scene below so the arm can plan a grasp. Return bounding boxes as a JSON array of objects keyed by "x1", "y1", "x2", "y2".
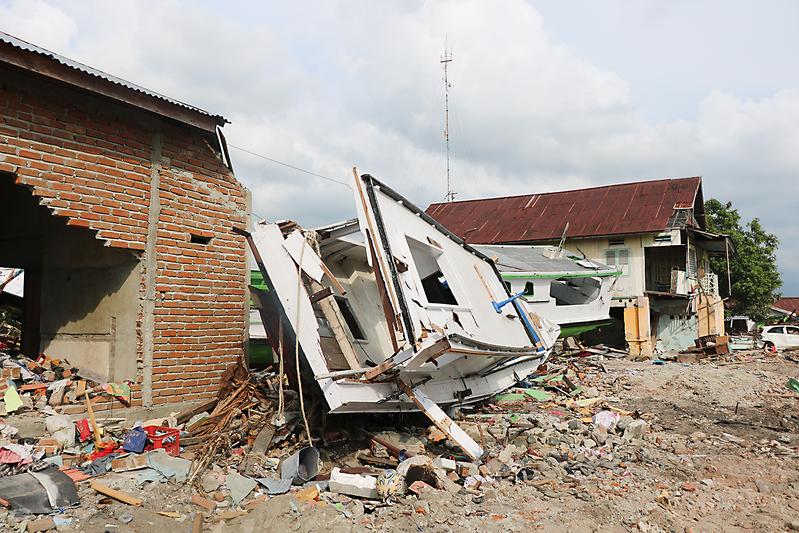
[{"x1": 187, "y1": 359, "x2": 277, "y2": 484}]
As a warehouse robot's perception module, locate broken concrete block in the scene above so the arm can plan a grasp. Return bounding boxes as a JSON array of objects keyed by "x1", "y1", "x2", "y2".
[
  {"x1": 432, "y1": 457, "x2": 456, "y2": 471},
  {"x1": 396, "y1": 455, "x2": 432, "y2": 477},
  {"x1": 407, "y1": 480, "x2": 435, "y2": 496},
  {"x1": 26, "y1": 516, "x2": 56, "y2": 532},
  {"x1": 200, "y1": 473, "x2": 222, "y2": 493},
  {"x1": 328, "y1": 467, "x2": 379, "y2": 499},
  {"x1": 226, "y1": 472, "x2": 257, "y2": 506},
  {"x1": 456, "y1": 461, "x2": 478, "y2": 477},
  {"x1": 111, "y1": 454, "x2": 150, "y2": 473},
  {"x1": 498, "y1": 444, "x2": 522, "y2": 464},
  {"x1": 624, "y1": 420, "x2": 647, "y2": 440}
]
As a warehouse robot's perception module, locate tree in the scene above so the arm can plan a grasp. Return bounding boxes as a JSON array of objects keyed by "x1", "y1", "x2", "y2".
[{"x1": 704, "y1": 199, "x2": 782, "y2": 322}]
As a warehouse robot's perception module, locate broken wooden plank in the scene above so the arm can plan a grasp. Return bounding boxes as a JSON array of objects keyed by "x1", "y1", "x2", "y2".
[
  {"x1": 319, "y1": 259, "x2": 347, "y2": 295},
  {"x1": 310, "y1": 279, "x2": 360, "y2": 370},
  {"x1": 90, "y1": 482, "x2": 143, "y2": 506},
  {"x1": 84, "y1": 391, "x2": 102, "y2": 447},
  {"x1": 362, "y1": 359, "x2": 398, "y2": 381},
  {"x1": 176, "y1": 399, "x2": 218, "y2": 426},
  {"x1": 284, "y1": 230, "x2": 325, "y2": 282},
  {"x1": 396, "y1": 379, "x2": 484, "y2": 461},
  {"x1": 473, "y1": 263, "x2": 499, "y2": 302},
  {"x1": 309, "y1": 286, "x2": 333, "y2": 303},
  {"x1": 314, "y1": 368, "x2": 369, "y2": 380}
]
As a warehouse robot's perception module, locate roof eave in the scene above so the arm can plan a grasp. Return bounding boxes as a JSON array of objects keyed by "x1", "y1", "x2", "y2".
[{"x1": 0, "y1": 41, "x2": 226, "y2": 133}]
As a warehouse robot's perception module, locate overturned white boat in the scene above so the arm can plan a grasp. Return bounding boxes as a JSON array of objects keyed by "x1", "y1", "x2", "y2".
[
  {"x1": 474, "y1": 245, "x2": 620, "y2": 339},
  {"x1": 243, "y1": 171, "x2": 558, "y2": 459}
]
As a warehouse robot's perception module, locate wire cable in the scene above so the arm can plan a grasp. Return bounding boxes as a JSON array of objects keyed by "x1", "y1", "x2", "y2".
[{"x1": 228, "y1": 144, "x2": 350, "y2": 188}]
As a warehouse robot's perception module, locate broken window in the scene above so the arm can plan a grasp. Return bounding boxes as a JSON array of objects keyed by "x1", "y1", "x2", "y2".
[
  {"x1": 334, "y1": 296, "x2": 367, "y2": 341},
  {"x1": 604, "y1": 249, "x2": 629, "y2": 276},
  {"x1": 406, "y1": 237, "x2": 458, "y2": 306},
  {"x1": 523, "y1": 282, "x2": 535, "y2": 296}
]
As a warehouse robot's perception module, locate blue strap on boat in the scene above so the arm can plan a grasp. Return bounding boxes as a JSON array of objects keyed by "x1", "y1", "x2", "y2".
[{"x1": 492, "y1": 291, "x2": 545, "y2": 352}]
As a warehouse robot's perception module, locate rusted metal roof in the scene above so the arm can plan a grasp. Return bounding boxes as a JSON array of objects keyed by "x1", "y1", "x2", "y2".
[
  {"x1": 773, "y1": 297, "x2": 799, "y2": 314},
  {"x1": 426, "y1": 177, "x2": 702, "y2": 244},
  {"x1": 0, "y1": 31, "x2": 226, "y2": 131}
]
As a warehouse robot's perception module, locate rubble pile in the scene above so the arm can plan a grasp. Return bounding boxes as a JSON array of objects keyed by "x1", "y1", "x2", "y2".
[
  {"x1": 1, "y1": 350, "x2": 799, "y2": 531},
  {"x1": 0, "y1": 349, "x2": 132, "y2": 417}
]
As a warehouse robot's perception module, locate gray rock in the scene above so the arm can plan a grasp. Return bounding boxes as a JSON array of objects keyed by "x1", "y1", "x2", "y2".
[
  {"x1": 787, "y1": 520, "x2": 799, "y2": 531},
  {"x1": 754, "y1": 479, "x2": 771, "y2": 493},
  {"x1": 201, "y1": 473, "x2": 222, "y2": 493},
  {"x1": 568, "y1": 419, "x2": 583, "y2": 430},
  {"x1": 591, "y1": 430, "x2": 607, "y2": 445},
  {"x1": 689, "y1": 431, "x2": 707, "y2": 442},
  {"x1": 624, "y1": 420, "x2": 647, "y2": 440},
  {"x1": 583, "y1": 439, "x2": 597, "y2": 449},
  {"x1": 616, "y1": 416, "x2": 634, "y2": 432}
]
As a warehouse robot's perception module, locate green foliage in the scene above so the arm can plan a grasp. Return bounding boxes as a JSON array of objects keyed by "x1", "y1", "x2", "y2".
[{"x1": 704, "y1": 199, "x2": 782, "y2": 321}]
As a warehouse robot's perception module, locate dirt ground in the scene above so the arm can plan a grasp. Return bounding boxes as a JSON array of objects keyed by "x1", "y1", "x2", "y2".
[{"x1": 7, "y1": 352, "x2": 799, "y2": 533}]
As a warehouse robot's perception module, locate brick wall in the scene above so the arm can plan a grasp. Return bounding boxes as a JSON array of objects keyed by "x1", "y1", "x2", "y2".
[{"x1": 0, "y1": 73, "x2": 248, "y2": 410}]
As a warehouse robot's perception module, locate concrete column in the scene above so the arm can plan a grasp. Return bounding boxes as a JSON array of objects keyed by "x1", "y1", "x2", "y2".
[{"x1": 141, "y1": 130, "x2": 163, "y2": 406}]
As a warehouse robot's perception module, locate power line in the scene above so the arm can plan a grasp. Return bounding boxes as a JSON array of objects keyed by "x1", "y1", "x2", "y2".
[{"x1": 228, "y1": 144, "x2": 350, "y2": 188}]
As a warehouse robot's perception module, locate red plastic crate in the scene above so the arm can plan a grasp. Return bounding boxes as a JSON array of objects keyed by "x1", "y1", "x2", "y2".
[{"x1": 143, "y1": 426, "x2": 180, "y2": 457}]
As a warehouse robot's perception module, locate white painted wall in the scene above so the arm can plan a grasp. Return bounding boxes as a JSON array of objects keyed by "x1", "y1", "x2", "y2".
[{"x1": 563, "y1": 236, "x2": 647, "y2": 302}]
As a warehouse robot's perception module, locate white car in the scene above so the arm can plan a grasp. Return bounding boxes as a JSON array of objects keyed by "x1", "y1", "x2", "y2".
[{"x1": 761, "y1": 324, "x2": 799, "y2": 349}]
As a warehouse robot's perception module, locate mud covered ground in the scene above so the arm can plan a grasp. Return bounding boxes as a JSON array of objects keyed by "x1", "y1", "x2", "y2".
[{"x1": 8, "y1": 353, "x2": 799, "y2": 533}]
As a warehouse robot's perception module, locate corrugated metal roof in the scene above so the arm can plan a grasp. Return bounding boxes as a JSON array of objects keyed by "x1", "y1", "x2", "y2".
[
  {"x1": 474, "y1": 244, "x2": 616, "y2": 275},
  {"x1": 427, "y1": 177, "x2": 702, "y2": 244},
  {"x1": 773, "y1": 297, "x2": 799, "y2": 314},
  {"x1": 0, "y1": 31, "x2": 225, "y2": 123}
]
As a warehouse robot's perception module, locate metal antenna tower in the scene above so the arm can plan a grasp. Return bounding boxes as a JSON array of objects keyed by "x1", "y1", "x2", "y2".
[{"x1": 441, "y1": 48, "x2": 456, "y2": 202}]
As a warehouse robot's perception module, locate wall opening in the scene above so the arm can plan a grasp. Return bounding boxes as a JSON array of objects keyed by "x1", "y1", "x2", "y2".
[
  {"x1": 406, "y1": 237, "x2": 458, "y2": 305},
  {"x1": 334, "y1": 296, "x2": 367, "y2": 341},
  {"x1": 0, "y1": 173, "x2": 141, "y2": 382},
  {"x1": 190, "y1": 233, "x2": 212, "y2": 245}
]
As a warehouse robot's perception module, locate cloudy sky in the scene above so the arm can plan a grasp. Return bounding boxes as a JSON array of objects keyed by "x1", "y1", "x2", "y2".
[{"x1": 2, "y1": 0, "x2": 797, "y2": 293}]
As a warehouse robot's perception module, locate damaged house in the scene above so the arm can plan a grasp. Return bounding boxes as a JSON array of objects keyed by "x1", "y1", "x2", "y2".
[
  {"x1": 0, "y1": 33, "x2": 249, "y2": 412},
  {"x1": 427, "y1": 177, "x2": 732, "y2": 354},
  {"x1": 246, "y1": 172, "x2": 559, "y2": 459}
]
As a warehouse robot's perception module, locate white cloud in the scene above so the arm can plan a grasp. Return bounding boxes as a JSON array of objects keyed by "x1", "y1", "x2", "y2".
[
  {"x1": 0, "y1": 0, "x2": 75, "y2": 50},
  {"x1": 2, "y1": 0, "x2": 796, "y2": 292}
]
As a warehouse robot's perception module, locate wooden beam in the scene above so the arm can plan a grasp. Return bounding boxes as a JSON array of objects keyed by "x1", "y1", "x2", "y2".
[
  {"x1": 309, "y1": 279, "x2": 360, "y2": 370},
  {"x1": 353, "y1": 167, "x2": 401, "y2": 351},
  {"x1": 319, "y1": 260, "x2": 347, "y2": 295},
  {"x1": 90, "y1": 482, "x2": 143, "y2": 506},
  {"x1": 309, "y1": 286, "x2": 333, "y2": 304},
  {"x1": 396, "y1": 379, "x2": 484, "y2": 461}
]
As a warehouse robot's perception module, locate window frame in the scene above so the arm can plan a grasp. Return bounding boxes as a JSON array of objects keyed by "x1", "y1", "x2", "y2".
[
  {"x1": 404, "y1": 235, "x2": 465, "y2": 309},
  {"x1": 604, "y1": 248, "x2": 631, "y2": 277}
]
